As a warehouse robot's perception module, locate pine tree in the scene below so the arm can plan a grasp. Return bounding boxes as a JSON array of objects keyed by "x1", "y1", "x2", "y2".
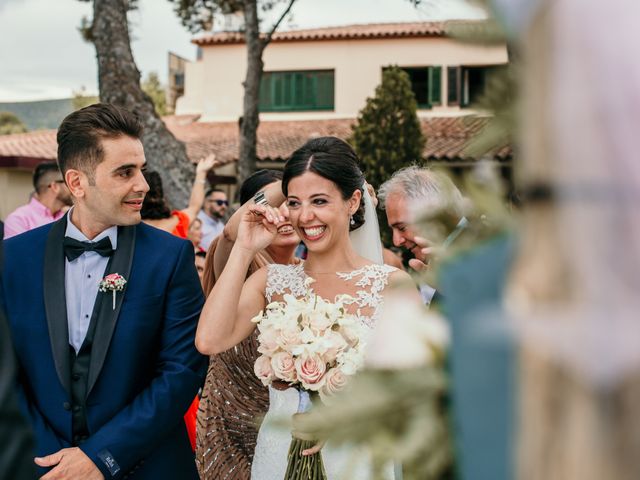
[
  {"x1": 141, "y1": 72, "x2": 168, "y2": 116},
  {"x1": 352, "y1": 66, "x2": 425, "y2": 191},
  {"x1": 351, "y1": 66, "x2": 425, "y2": 244}
]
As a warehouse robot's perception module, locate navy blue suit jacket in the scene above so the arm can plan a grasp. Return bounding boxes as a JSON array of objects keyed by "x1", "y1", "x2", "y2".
[{"x1": 1, "y1": 218, "x2": 207, "y2": 479}]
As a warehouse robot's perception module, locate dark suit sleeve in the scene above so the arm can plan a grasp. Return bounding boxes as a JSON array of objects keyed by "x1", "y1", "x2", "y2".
[
  {"x1": 78, "y1": 241, "x2": 207, "y2": 478},
  {"x1": 0, "y1": 245, "x2": 36, "y2": 480}
]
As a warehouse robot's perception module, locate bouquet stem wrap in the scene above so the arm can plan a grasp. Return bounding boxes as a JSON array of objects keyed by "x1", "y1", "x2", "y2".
[{"x1": 284, "y1": 390, "x2": 327, "y2": 480}]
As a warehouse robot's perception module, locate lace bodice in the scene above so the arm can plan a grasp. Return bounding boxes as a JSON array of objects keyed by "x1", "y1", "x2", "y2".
[
  {"x1": 265, "y1": 262, "x2": 397, "y2": 327},
  {"x1": 254, "y1": 262, "x2": 398, "y2": 480}
]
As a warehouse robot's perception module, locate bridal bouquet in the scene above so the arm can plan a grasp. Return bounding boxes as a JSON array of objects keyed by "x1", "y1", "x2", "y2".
[{"x1": 252, "y1": 280, "x2": 368, "y2": 480}]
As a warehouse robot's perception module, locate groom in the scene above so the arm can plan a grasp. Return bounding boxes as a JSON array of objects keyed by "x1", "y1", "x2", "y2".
[{"x1": 1, "y1": 104, "x2": 206, "y2": 479}]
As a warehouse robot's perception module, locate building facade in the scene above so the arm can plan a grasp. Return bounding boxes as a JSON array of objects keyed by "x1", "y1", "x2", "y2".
[{"x1": 177, "y1": 21, "x2": 509, "y2": 122}]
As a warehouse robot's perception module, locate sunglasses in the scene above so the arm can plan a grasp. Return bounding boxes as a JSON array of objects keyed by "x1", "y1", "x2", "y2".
[{"x1": 213, "y1": 199, "x2": 229, "y2": 206}]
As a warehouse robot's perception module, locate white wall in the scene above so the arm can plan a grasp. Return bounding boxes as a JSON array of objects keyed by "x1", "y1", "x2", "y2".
[{"x1": 0, "y1": 169, "x2": 33, "y2": 220}]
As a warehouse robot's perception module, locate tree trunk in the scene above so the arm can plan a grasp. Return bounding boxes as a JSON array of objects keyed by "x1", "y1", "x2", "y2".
[
  {"x1": 91, "y1": 0, "x2": 193, "y2": 208},
  {"x1": 236, "y1": 0, "x2": 263, "y2": 193}
]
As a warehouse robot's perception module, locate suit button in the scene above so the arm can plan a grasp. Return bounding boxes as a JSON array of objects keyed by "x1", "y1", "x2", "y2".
[
  {"x1": 72, "y1": 373, "x2": 81, "y2": 381},
  {"x1": 63, "y1": 402, "x2": 71, "y2": 411},
  {"x1": 73, "y1": 405, "x2": 82, "y2": 413}
]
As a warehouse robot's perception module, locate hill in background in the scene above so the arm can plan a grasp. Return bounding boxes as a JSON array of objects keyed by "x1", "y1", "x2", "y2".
[{"x1": 0, "y1": 98, "x2": 75, "y2": 130}]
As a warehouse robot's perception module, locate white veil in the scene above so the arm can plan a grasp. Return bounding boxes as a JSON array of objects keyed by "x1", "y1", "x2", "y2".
[{"x1": 349, "y1": 183, "x2": 384, "y2": 265}]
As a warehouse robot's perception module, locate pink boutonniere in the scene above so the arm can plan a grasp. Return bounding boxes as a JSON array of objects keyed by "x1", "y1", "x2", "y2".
[{"x1": 99, "y1": 273, "x2": 127, "y2": 310}]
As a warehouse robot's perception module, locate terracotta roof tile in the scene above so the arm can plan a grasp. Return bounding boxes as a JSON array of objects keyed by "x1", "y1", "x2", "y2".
[
  {"x1": 0, "y1": 129, "x2": 57, "y2": 159},
  {"x1": 192, "y1": 21, "x2": 462, "y2": 46},
  {"x1": 0, "y1": 116, "x2": 511, "y2": 169}
]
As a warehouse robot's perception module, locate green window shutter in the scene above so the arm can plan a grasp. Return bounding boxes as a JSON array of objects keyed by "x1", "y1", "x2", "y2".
[
  {"x1": 273, "y1": 74, "x2": 283, "y2": 107},
  {"x1": 316, "y1": 71, "x2": 334, "y2": 109},
  {"x1": 258, "y1": 70, "x2": 334, "y2": 112},
  {"x1": 259, "y1": 73, "x2": 272, "y2": 110},
  {"x1": 429, "y1": 66, "x2": 442, "y2": 106},
  {"x1": 294, "y1": 72, "x2": 305, "y2": 106}
]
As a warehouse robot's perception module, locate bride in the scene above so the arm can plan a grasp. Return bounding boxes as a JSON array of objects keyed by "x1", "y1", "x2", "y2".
[{"x1": 196, "y1": 137, "x2": 420, "y2": 479}]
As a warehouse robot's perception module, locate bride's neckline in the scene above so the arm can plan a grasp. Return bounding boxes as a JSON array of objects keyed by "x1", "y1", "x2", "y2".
[{"x1": 298, "y1": 262, "x2": 380, "y2": 277}]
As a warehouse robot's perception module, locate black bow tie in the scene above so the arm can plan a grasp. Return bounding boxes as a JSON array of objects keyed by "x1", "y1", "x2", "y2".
[{"x1": 63, "y1": 236, "x2": 114, "y2": 262}]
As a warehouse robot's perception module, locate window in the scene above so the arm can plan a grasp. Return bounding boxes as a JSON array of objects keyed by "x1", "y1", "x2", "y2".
[
  {"x1": 448, "y1": 65, "x2": 505, "y2": 107},
  {"x1": 174, "y1": 73, "x2": 185, "y2": 88},
  {"x1": 396, "y1": 66, "x2": 442, "y2": 109},
  {"x1": 447, "y1": 66, "x2": 460, "y2": 105},
  {"x1": 259, "y1": 70, "x2": 334, "y2": 112}
]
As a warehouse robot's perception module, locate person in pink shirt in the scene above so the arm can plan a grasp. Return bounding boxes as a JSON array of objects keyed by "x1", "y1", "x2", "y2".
[{"x1": 3, "y1": 162, "x2": 72, "y2": 239}]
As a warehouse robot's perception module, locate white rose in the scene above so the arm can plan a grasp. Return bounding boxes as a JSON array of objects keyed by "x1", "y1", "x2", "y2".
[
  {"x1": 338, "y1": 325, "x2": 360, "y2": 348},
  {"x1": 365, "y1": 291, "x2": 449, "y2": 369},
  {"x1": 338, "y1": 348, "x2": 365, "y2": 375},
  {"x1": 308, "y1": 311, "x2": 334, "y2": 334},
  {"x1": 277, "y1": 325, "x2": 303, "y2": 352},
  {"x1": 319, "y1": 330, "x2": 348, "y2": 364}
]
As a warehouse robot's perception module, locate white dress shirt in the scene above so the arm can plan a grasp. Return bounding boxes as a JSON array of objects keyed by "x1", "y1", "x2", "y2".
[
  {"x1": 197, "y1": 210, "x2": 225, "y2": 250},
  {"x1": 64, "y1": 213, "x2": 118, "y2": 353}
]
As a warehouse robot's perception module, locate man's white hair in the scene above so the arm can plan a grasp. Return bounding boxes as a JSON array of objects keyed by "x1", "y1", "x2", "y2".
[{"x1": 378, "y1": 166, "x2": 464, "y2": 218}]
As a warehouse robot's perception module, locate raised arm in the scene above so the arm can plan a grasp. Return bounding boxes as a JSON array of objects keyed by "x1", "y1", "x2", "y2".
[
  {"x1": 182, "y1": 154, "x2": 219, "y2": 222},
  {"x1": 196, "y1": 203, "x2": 285, "y2": 354},
  {"x1": 213, "y1": 180, "x2": 286, "y2": 280}
]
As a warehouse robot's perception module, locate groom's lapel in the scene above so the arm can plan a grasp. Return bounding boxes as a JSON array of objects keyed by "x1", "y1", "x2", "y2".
[
  {"x1": 86, "y1": 225, "x2": 136, "y2": 397},
  {"x1": 43, "y1": 215, "x2": 72, "y2": 395}
]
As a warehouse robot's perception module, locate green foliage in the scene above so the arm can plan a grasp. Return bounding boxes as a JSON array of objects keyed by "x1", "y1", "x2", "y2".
[
  {"x1": 294, "y1": 368, "x2": 452, "y2": 480},
  {"x1": 167, "y1": 0, "x2": 243, "y2": 33},
  {"x1": 0, "y1": 111, "x2": 28, "y2": 135},
  {"x1": 141, "y1": 72, "x2": 168, "y2": 116},
  {"x1": 352, "y1": 67, "x2": 425, "y2": 190},
  {"x1": 351, "y1": 66, "x2": 425, "y2": 245},
  {"x1": 72, "y1": 87, "x2": 99, "y2": 111}
]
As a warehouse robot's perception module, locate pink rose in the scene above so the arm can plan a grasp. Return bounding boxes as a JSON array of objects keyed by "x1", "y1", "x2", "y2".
[
  {"x1": 254, "y1": 355, "x2": 275, "y2": 386},
  {"x1": 320, "y1": 367, "x2": 348, "y2": 398},
  {"x1": 270, "y1": 351, "x2": 297, "y2": 383},
  {"x1": 257, "y1": 327, "x2": 279, "y2": 355},
  {"x1": 294, "y1": 354, "x2": 327, "y2": 391}
]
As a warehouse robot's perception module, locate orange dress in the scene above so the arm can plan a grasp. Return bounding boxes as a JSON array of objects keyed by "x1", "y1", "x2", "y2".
[
  {"x1": 171, "y1": 210, "x2": 190, "y2": 239},
  {"x1": 168, "y1": 209, "x2": 199, "y2": 451}
]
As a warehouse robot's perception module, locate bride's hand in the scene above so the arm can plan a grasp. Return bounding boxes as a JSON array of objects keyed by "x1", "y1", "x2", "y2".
[
  {"x1": 235, "y1": 204, "x2": 283, "y2": 254},
  {"x1": 301, "y1": 440, "x2": 325, "y2": 456}
]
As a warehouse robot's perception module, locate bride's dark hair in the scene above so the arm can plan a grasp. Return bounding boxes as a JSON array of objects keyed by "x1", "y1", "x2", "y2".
[{"x1": 283, "y1": 136, "x2": 366, "y2": 231}]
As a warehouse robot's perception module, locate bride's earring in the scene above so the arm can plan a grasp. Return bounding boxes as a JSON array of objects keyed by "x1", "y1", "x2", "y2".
[{"x1": 350, "y1": 214, "x2": 355, "y2": 226}]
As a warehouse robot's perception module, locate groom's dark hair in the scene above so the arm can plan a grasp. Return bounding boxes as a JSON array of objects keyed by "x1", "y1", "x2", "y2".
[
  {"x1": 283, "y1": 136, "x2": 366, "y2": 231},
  {"x1": 57, "y1": 103, "x2": 143, "y2": 184}
]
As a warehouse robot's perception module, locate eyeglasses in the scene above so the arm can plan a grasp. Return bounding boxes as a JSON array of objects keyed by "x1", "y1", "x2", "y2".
[{"x1": 214, "y1": 200, "x2": 229, "y2": 206}]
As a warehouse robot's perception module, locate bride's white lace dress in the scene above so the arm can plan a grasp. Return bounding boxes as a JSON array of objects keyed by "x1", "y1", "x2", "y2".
[{"x1": 251, "y1": 262, "x2": 397, "y2": 480}]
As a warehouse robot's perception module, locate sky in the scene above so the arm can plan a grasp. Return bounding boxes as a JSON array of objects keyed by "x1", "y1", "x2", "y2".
[{"x1": 0, "y1": 0, "x2": 484, "y2": 102}]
